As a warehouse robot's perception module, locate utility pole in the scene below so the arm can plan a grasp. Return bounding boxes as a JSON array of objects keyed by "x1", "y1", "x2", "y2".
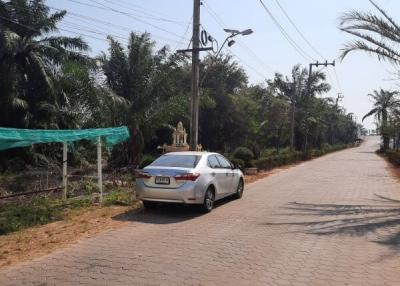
[
  {"x1": 176, "y1": 0, "x2": 213, "y2": 150},
  {"x1": 307, "y1": 60, "x2": 335, "y2": 97},
  {"x1": 289, "y1": 97, "x2": 296, "y2": 152},
  {"x1": 302, "y1": 60, "x2": 335, "y2": 151},
  {"x1": 190, "y1": 0, "x2": 201, "y2": 151}
]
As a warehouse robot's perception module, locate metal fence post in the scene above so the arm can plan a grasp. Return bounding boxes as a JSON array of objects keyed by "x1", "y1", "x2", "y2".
[
  {"x1": 97, "y1": 136, "x2": 103, "y2": 204},
  {"x1": 62, "y1": 142, "x2": 67, "y2": 200}
]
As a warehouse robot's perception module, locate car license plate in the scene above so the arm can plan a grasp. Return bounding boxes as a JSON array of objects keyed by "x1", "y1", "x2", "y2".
[{"x1": 155, "y1": 176, "x2": 170, "y2": 185}]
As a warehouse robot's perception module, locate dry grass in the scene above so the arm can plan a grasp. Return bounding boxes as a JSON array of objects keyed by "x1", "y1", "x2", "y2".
[{"x1": 0, "y1": 201, "x2": 141, "y2": 268}]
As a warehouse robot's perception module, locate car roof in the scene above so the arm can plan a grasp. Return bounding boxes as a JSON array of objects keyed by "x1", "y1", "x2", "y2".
[{"x1": 164, "y1": 151, "x2": 218, "y2": 156}]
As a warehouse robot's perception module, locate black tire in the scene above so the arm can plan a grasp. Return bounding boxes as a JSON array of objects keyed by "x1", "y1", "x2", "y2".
[
  {"x1": 201, "y1": 187, "x2": 215, "y2": 213},
  {"x1": 142, "y1": 201, "x2": 157, "y2": 209},
  {"x1": 234, "y1": 179, "x2": 244, "y2": 199}
]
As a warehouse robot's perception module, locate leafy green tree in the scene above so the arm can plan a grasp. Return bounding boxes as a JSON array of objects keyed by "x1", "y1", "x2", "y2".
[
  {"x1": 199, "y1": 54, "x2": 248, "y2": 151},
  {"x1": 259, "y1": 97, "x2": 290, "y2": 153},
  {"x1": 101, "y1": 33, "x2": 191, "y2": 165},
  {"x1": 0, "y1": 0, "x2": 88, "y2": 128},
  {"x1": 270, "y1": 64, "x2": 330, "y2": 151},
  {"x1": 362, "y1": 89, "x2": 400, "y2": 150}
]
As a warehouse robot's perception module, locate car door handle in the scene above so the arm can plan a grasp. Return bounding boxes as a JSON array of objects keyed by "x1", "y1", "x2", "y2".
[{"x1": 211, "y1": 172, "x2": 216, "y2": 176}]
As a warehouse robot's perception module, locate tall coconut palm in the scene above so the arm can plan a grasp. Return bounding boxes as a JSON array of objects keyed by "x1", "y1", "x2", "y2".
[
  {"x1": 339, "y1": 0, "x2": 400, "y2": 64},
  {"x1": 362, "y1": 89, "x2": 400, "y2": 150},
  {"x1": 271, "y1": 64, "x2": 330, "y2": 151},
  {"x1": 0, "y1": 0, "x2": 89, "y2": 128}
]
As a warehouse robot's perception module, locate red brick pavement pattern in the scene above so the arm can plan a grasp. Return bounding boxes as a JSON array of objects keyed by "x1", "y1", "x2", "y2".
[{"x1": 1, "y1": 137, "x2": 399, "y2": 286}]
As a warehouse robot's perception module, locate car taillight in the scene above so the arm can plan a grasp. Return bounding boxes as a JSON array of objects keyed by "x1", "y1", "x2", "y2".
[
  {"x1": 174, "y1": 173, "x2": 200, "y2": 181},
  {"x1": 136, "y1": 171, "x2": 151, "y2": 179}
]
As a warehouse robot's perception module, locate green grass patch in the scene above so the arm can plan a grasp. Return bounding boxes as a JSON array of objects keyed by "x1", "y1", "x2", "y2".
[{"x1": 0, "y1": 189, "x2": 134, "y2": 235}]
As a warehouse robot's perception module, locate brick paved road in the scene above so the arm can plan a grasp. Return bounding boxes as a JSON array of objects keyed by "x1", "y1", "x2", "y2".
[{"x1": 1, "y1": 136, "x2": 400, "y2": 286}]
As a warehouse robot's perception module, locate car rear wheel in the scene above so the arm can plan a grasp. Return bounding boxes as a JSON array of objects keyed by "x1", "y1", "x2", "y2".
[
  {"x1": 201, "y1": 187, "x2": 215, "y2": 213},
  {"x1": 142, "y1": 201, "x2": 157, "y2": 209},
  {"x1": 234, "y1": 179, "x2": 244, "y2": 199}
]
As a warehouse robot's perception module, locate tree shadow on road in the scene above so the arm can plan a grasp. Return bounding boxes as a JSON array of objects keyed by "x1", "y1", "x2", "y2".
[
  {"x1": 112, "y1": 196, "x2": 236, "y2": 225},
  {"x1": 264, "y1": 194, "x2": 400, "y2": 253}
]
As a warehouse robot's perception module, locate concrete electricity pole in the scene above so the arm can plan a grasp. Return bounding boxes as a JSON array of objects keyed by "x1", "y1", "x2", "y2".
[
  {"x1": 303, "y1": 60, "x2": 335, "y2": 151},
  {"x1": 190, "y1": 0, "x2": 201, "y2": 151},
  {"x1": 178, "y1": 1, "x2": 252, "y2": 150},
  {"x1": 307, "y1": 60, "x2": 335, "y2": 96}
]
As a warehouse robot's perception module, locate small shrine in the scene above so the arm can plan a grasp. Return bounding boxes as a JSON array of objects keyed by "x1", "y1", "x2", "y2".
[
  {"x1": 172, "y1": 122, "x2": 188, "y2": 147},
  {"x1": 159, "y1": 122, "x2": 202, "y2": 153}
]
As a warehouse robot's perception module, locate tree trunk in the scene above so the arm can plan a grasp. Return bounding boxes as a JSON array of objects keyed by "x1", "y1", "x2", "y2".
[
  {"x1": 290, "y1": 102, "x2": 295, "y2": 151},
  {"x1": 382, "y1": 111, "x2": 389, "y2": 151},
  {"x1": 276, "y1": 128, "x2": 281, "y2": 153}
]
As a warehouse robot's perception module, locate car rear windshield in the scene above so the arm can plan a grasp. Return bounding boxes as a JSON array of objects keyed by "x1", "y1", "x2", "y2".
[{"x1": 149, "y1": 155, "x2": 201, "y2": 168}]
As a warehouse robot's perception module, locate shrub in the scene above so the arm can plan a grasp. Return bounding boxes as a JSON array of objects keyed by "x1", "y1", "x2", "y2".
[
  {"x1": 253, "y1": 144, "x2": 349, "y2": 171},
  {"x1": 253, "y1": 152, "x2": 302, "y2": 170},
  {"x1": 386, "y1": 151, "x2": 400, "y2": 166},
  {"x1": 233, "y1": 147, "x2": 254, "y2": 168},
  {"x1": 139, "y1": 154, "x2": 156, "y2": 169},
  {"x1": 229, "y1": 158, "x2": 245, "y2": 170}
]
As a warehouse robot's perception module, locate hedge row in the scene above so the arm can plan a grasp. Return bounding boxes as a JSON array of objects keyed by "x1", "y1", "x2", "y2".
[
  {"x1": 386, "y1": 150, "x2": 400, "y2": 166},
  {"x1": 253, "y1": 144, "x2": 349, "y2": 171}
]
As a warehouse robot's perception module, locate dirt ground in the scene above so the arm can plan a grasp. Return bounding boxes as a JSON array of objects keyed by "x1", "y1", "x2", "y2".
[
  {"x1": 0, "y1": 166, "x2": 291, "y2": 269},
  {"x1": 0, "y1": 201, "x2": 141, "y2": 268}
]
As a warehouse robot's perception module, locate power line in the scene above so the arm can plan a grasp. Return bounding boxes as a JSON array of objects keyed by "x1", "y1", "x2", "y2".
[
  {"x1": 325, "y1": 69, "x2": 338, "y2": 93},
  {"x1": 0, "y1": 14, "x2": 179, "y2": 77},
  {"x1": 333, "y1": 66, "x2": 343, "y2": 93},
  {"x1": 47, "y1": 6, "x2": 187, "y2": 45},
  {"x1": 107, "y1": 0, "x2": 188, "y2": 24},
  {"x1": 97, "y1": 0, "x2": 188, "y2": 25},
  {"x1": 202, "y1": 1, "x2": 271, "y2": 70},
  {"x1": 174, "y1": 16, "x2": 192, "y2": 50},
  {"x1": 226, "y1": 47, "x2": 266, "y2": 81},
  {"x1": 273, "y1": 0, "x2": 325, "y2": 60},
  {"x1": 65, "y1": 0, "x2": 188, "y2": 40},
  {"x1": 0, "y1": 14, "x2": 110, "y2": 44},
  {"x1": 257, "y1": 0, "x2": 314, "y2": 61},
  {"x1": 59, "y1": 21, "x2": 129, "y2": 44},
  {"x1": 202, "y1": 0, "x2": 271, "y2": 75}
]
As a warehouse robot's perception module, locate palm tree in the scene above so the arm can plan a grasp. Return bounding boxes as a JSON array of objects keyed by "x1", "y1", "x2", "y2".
[
  {"x1": 362, "y1": 89, "x2": 400, "y2": 150},
  {"x1": 339, "y1": 0, "x2": 400, "y2": 64},
  {"x1": 0, "y1": 0, "x2": 89, "y2": 128},
  {"x1": 271, "y1": 64, "x2": 330, "y2": 151}
]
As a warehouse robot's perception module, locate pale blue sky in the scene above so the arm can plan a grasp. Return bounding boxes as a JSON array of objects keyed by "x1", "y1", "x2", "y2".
[{"x1": 47, "y1": 0, "x2": 400, "y2": 130}]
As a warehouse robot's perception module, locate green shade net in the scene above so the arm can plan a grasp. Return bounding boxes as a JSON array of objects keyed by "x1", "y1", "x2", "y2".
[{"x1": 0, "y1": 126, "x2": 130, "y2": 151}]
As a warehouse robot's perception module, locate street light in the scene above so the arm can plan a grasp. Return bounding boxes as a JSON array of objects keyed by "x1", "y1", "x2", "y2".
[
  {"x1": 217, "y1": 28, "x2": 253, "y2": 57},
  {"x1": 200, "y1": 28, "x2": 254, "y2": 87},
  {"x1": 194, "y1": 28, "x2": 253, "y2": 150}
]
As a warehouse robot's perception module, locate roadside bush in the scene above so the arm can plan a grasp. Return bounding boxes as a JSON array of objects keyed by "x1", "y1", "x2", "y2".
[
  {"x1": 253, "y1": 151, "x2": 302, "y2": 170},
  {"x1": 386, "y1": 150, "x2": 400, "y2": 166},
  {"x1": 229, "y1": 158, "x2": 245, "y2": 170},
  {"x1": 253, "y1": 144, "x2": 348, "y2": 171},
  {"x1": 139, "y1": 154, "x2": 156, "y2": 169},
  {"x1": 233, "y1": 147, "x2": 254, "y2": 168}
]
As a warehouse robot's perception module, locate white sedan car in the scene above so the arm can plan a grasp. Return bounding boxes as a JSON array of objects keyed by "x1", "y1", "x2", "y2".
[{"x1": 136, "y1": 152, "x2": 244, "y2": 212}]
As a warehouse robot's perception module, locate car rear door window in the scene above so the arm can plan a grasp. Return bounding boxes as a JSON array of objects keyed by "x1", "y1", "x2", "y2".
[
  {"x1": 216, "y1": 155, "x2": 232, "y2": 169},
  {"x1": 150, "y1": 155, "x2": 201, "y2": 168},
  {"x1": 207, "y1": 155, "x2": 221, "y2": 168}
]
